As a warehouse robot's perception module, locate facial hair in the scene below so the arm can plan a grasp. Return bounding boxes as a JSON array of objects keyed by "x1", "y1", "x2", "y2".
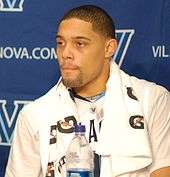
[{"x1": 61, "y1": 69, "x2": 84, "y2": 88}]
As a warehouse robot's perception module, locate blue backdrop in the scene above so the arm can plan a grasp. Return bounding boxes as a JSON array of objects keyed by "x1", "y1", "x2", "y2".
[{"x1": 0, "y1": 0, "x2": 170, "y2": 176}]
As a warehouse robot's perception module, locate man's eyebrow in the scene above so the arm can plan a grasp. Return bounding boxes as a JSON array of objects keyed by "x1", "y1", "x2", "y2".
[
  {"x1": 56, "y1": 35, "x2": 62, "y2": 39},
  {"x1": 56, "y1": 35, "x2": 91, "y2": 42},
  {"x1": 73, "y1": 36, "x2": 91, "y2": 41}
]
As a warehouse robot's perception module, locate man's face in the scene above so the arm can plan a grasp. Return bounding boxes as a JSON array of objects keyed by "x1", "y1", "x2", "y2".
[{"x1": 56, "y1": 18, "x2": 108, "y2": 88}]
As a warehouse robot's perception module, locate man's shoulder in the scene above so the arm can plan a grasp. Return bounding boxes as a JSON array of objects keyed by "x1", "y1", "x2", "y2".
[
  {"x1": 121, "y1": 70, "x2": 169, "y2": 98},
  {"x1": 20, "y1": 84, "x2": 60, "y2": 121},
  {"x1": 132, "y1": 76, "x2": 168, "y2": 99},
  {"x1": 15, "y1": 83, "x2": 63, "y2": 133}
]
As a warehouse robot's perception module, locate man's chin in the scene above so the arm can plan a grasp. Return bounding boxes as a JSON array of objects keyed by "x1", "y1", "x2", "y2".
[{"x1": 62, "y1": 78, "x2": 82, "y2": 88}]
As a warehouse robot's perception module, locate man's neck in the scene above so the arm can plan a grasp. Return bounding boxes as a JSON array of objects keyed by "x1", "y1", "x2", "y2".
[{"x1": 73, "y1": 85, "x2": 106, "y2": 98}]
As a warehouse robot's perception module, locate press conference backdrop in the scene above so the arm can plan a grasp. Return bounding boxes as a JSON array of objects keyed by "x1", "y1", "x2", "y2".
[{"x1": 0, "y1": 0, "x2": 170, "y2": 176}]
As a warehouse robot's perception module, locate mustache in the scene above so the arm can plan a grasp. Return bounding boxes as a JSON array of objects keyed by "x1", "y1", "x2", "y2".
[{"x1": 60, "y1": 62, "x2": 79, "y2": 70}]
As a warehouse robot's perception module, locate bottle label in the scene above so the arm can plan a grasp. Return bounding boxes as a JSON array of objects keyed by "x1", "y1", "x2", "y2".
[{"x1": 67, "y1": 170, "x2": 93, "y2": 177}]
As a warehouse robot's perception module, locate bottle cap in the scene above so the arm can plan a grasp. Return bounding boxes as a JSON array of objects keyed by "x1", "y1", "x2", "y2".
[{"x1": 74, "y1": 123, "x2": 86, "y2": 133}]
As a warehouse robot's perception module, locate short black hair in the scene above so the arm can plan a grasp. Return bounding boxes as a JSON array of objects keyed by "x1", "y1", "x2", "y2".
[{"x1": 59, "y1": 5, "x2": 116, "y2": 39}]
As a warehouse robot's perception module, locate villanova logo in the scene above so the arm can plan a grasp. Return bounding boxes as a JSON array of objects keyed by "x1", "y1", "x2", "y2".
[
  {"x1": 0, "y1": 100, "x2": 30, "y2": 146},
  {"x1": 0, "y1": 0, "x2": 24, "y2": 12},
  {"x1": 114, "y1": 29, "x2": 135, "y2": 66}
]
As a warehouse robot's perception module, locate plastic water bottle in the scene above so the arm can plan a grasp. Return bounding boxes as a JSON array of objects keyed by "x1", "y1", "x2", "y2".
[{"x1": 66, "y1": 123, "x2": 94, "y2": 177}]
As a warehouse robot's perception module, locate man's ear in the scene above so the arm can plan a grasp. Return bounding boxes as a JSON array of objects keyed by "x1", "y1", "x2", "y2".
[{"x1": 105, "y1": 39, "x2": 117, "y2": 58}]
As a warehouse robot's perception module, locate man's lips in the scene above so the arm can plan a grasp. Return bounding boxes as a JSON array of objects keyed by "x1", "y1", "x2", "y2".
[{"x1": 61, "y1": 65, "x2": 79, "y2": 70}]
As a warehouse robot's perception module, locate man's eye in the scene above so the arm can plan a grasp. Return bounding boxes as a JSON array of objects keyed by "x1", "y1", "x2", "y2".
[
  {"x1": 76, "y1": 42, "x2": 85, "y2": 47},
  {"x1": 57, "y1": 41, "x2": 64, "y2": 46}
]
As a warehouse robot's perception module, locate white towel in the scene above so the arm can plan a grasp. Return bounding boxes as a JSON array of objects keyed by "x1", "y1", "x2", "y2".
[{"x1": 96, "y1": 62, "x2": 152, "y2": 176}]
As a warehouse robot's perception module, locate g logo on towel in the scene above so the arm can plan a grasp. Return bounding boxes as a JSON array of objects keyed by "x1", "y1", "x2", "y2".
[
  {"x1": 129, "y1": 115, "x2": 144, "y2": 129},
  {"x1": 57, "y1": 116, "x2": 77, "y2": 133},
  {"x1": 49, "y1": 116, "x2": 77, "y2": 144},
  {"x1": 126, "y1": 87, "x2": 138, "y2": 101}
]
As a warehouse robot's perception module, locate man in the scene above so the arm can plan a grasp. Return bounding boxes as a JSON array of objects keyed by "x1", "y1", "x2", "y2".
[{"x1": 5, "y1": 5, "x2": 170, "y2": 177}]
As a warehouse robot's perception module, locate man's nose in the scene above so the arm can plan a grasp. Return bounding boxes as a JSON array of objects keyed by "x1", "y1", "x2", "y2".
[{"x1": 62, "y1": 44, "x2": 73, "y2": 60}]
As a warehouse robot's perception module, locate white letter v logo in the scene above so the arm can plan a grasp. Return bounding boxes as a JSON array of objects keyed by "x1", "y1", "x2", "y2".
[{"x1": 0, "y1": 0, "x2": 24, "y2": 12}]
